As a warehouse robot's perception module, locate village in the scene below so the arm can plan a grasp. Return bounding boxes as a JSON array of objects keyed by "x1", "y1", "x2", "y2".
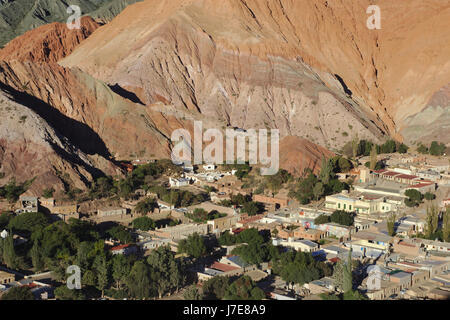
[{"x1": 0, "y1": 144, "x2": 449, "y2": 301}]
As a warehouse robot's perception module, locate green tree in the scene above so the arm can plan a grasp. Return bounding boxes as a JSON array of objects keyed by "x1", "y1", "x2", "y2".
[
  {"x1": 0, "y1": 212, "x2": 12, "y2": 229},
  {"x1": 8, "y1": 212, "x2": 50, "y2": 234},
  {"x1": 404, "y1": 189, "x2": 424, "y2": 207},
  {"x1": 429, "y1": 141, "x2": 446, "y2": 156},
  {"x1": 147, "y1": 246, "x2": 185, "y2": 298},
  {"x1": 134, "y1": 197, "x2": 158, "y2": 215},
  {"x1": 381, "y1": 140, "x2": 397, "y2": 154},
  {"x1": 112, "y1": 254, "x2": 132, "y2": 290},
  {"x1": 183, "y1": 285, "x2": 203, "y2": 300},
  {"x1": 224, "y1": 276, "x2": 264, "y2": 300},
  {"x1": 177, "y1": 233, "x2": 207, "y2": 258},
  {"x1": 232, "y1": 242, "x2": 269, "y2": 265},
  {"x1": 126, "y1": 261, "x2": 152, "y2": 299},
  {"x1": 31, "y1": 239, "x2": 44, "y2": 272},
  {"x1": 314, "y1": 214, "x2": 330, "y2": 225},
  {"x1": 106, "y1": 225, "x2": 133, "y2": 244},
  {"x1": 417, "y1": 144, "x2": 429, "y2": 154},
  {"x1": 425, "y1": 204, "x2": 440, "y2": 239},
  {"x1": 397, "y1": 143, "x2": 409, "y2": 154},
  {"x1": 203, "y1": 276, "x2": 230, "y2": 300},
  {"x1": 332, "y1": 259, "x2": 346, "y2": 292},
  {"x1": 1, "y1": 286, "x2": 34, "y2": 300},
  {"x1": 132, "y1": 216, "x2": 156, "y2": 231},
  {"x1": 338, "y1": 157, "x2": 353, "y2": 173},
  {"x1": 94, "y1": 255, "x2": 109, "y2": 297},
  {"x1": 370, "y1": 146, "x2": 378, "y2": 170},
  {"x1": 54, "y1": 285, "x2": 85, "y2": 300},
  {"x1": 82, "y1": 270, "x2": 97, "y2": 287},
  {"x1": 218, "y1": 231, "x2": 236, "y2": 246},
  {"x1": 387, "y1": 213, "x2": 397, "y2": 236},
  {"x1": 343, "y1": 249, "x2": 353, "y2": 292},
  {"x1": 1, "y1": 179, "x2": 30, "y2": 203},
  {"x1": 313, "y1": 182, "x2": 325, "y2": 201},
  {"x1": 2, "y1": 232, "x2": 17, "y2": 269},
  {"x1": 319, "y1": 157, "x2": 334, "y2": 185},
  {"x1": 343, "y1": 290, "x2": 368, "y2": 300},
  {"x1": 330, "y1": 210, "x2": 354, "y2": 226},
  {"x1": 351, "y1": 135, "x2": 359, "y2": 159},
  {"x1": 443, "y1": 207, "x2": 450, "y2": 242},
  {"x1": 241, "y1": 201, "x2": 264, "y2": 216}
]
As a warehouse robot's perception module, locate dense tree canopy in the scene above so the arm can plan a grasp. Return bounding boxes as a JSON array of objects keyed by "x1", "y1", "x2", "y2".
[
  {"x1": 1, "y1": 286, "x2": 35, "y2": 300},
  {"x1": 224, "y1": 276, "x2": 265, "y2": 300},
  {"x1": 177, "y1": 233, "x2": 207, "y2": 258}
]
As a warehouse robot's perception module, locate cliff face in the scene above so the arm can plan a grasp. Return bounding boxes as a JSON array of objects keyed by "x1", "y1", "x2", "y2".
[{"x1": 61, "y1": 0, "x2": 450, "y2": 145}]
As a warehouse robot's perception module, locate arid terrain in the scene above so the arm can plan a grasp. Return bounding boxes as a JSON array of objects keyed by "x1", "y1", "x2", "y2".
[{"x1": 0, "y1": 0, "x2": 449, "y2": 194}]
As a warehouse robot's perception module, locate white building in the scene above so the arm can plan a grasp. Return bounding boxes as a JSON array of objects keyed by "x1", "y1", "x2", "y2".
[
  {"x1": 169, "y1": 177, "x2": 191, "y2": 188},
  {"x1": 325, "y1": 192, "x2": 400, "y2": 215},
  {"x1": 272, "y1": 238, "x2": 319, "y2": 253},
  {"x1": 203, "y1": 164, "x2": 216, "y2": 171}
]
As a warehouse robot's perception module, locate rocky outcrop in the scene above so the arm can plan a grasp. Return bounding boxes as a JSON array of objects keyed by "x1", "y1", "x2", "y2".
[
  {"x1": 0, "y1": 16, "x2": 99, "y2": 63},
  {"x1": 61, "y1": 0, "x2": 450, "y2": 145}
]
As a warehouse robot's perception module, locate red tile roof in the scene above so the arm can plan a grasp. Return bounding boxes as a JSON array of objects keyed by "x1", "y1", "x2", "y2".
[
  {"x1": 232, "y1": 228, "x2": 245, "y2": 234},
  {"x1": 110, "y1": 244, "x2": 132, "y2": 251},
  {"x1": 395, "y1": 174, "x2": 419, "y2": 180},
  {"x1": 209, "y1": 262, "x2": 240, "y2": 272},
  {"x1": 381, "y1": 171, "x2": 401, "y2": 177},
  {"x1": 409, "y1": 182, "x2": 434, "y2": 188}
]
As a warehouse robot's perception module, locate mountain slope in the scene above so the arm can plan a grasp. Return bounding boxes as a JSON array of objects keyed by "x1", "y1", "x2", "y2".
[
  {"x1": 0, "y1": 16, "x2": 99, "y2": 63},
  {"x1": 61, "y1": 0, "x2": 450, "y2": 145},
  {"x1": 0, "y1": 84, "x2": 122, "y2": 196},
  {"x1": 0, "y1": 0, "x2": 142, "y2": 47}
]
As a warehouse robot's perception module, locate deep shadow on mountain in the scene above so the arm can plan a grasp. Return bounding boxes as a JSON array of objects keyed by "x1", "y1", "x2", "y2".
[
  {"x1": 109, "y1": 83, "x2": 145, "y2": 105},
  {"x1": 0, "y1": 81, "x2": 112, "y2": 159}
]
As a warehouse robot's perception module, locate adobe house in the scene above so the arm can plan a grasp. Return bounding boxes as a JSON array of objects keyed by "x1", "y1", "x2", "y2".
[
  {"x1": 253, "y1": 194, "x2": 290, "y2": 210},
  {"x1": 0, "y1": 271, "x2": 15, "y2": 285}
]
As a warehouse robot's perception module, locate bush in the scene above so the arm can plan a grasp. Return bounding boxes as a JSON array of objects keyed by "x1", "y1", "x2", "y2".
[
  {"x1": 330, "y1": 210, "x2": 354, "y2": 226},
  {"x1": 42, "y1": 188, "x2": 55, "y2": 199},
  {"x1": 314, "y1": 214, "x2": 330, "y2": 225},
  {"x1": 134, "y1": 197, "x2": 158, "y2": 215},
  {"x1": 404, "y1": 189, "x2": 423, "y2": 207},
  {"x1": 132, "y1": 217, "x2": 156, "y2": 231}
]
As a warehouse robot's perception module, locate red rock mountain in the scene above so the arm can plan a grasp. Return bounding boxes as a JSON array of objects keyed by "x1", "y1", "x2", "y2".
[
  {"x1": 0, "y1": 17, "x2": 99, "y2": 63},
  {"x1": 61, "y1": 0, "x2": 450, "y2": 145},
  {"x1": 1, "y1": 0, "x2": 449, "y2": 192}
]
